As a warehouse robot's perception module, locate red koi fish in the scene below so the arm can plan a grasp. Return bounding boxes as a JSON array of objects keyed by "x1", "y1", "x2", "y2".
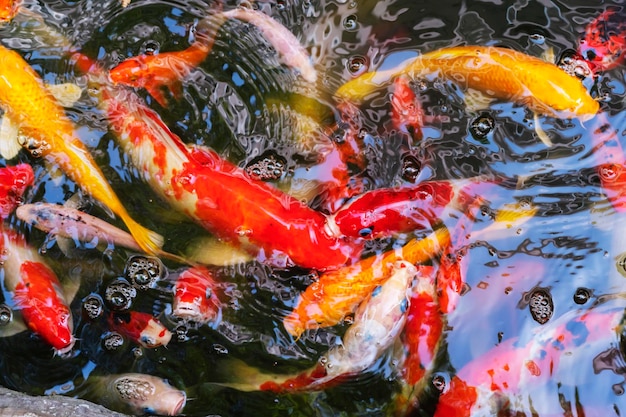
[
  {"x1": 0, "y1": 0, "x2": 17, "y2": 22},
  {"x1": 326, "y1": 180, "x2": 454, "y2": 240},
  {"x1": 172, "y1": 266, "x2": 221, "y2": 324},
  {"x1": 578, "y1": 9, "x2": 626, "y2": 72},
  {"x1": 283, "y1": 227, "x2": 449, "y2": 337},
  {"x1": 433, "y1": 304, "x2": 625, "y2": 416},
  {"x1": 391, "y1": 76, "x2": 424, "y2": 140},
  {"x1": 0, "y1": 164, "x2": 75, "y2": 354},
  {"x1": 107, "y1": 310, "x2": 172, "y2": 348}
]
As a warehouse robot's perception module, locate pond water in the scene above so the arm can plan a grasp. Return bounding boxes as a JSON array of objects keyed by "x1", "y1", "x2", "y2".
[{"x1": 0, "y1": 0, "x2": 625, "y2": 416}]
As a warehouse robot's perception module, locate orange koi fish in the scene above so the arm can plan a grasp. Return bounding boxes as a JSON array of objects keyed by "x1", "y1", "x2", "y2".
[
  {"x1": 433, "y1": 304, "x2": 625, "y2": 416},
  {"x1": 336, "y1": 45, "x2": 599, "y2": 120},
  {"x1": 283, "y1": 227, "x2": 449, "y2": 337},
  {"x1": 0, "y1": 45, "x2": 163, "y2": 255},
  {"x1": 0, "y1": 0, "x2": 17, "y2": 22},
  {"x1": 326, "y1": 180, "x2": 454, "y2": 240},
  {"x1": 172, "y1": 266, "x2": 221, "y2": 324},
  {"x1": 81, "y1": 373, "x2": 186, "y2": 416},
  {"x1": 0, "y1": 164, "x2": 75, "y2": 354},
  {"x1": 107, "y1": 310, "x2": 172, "y2": 348}
]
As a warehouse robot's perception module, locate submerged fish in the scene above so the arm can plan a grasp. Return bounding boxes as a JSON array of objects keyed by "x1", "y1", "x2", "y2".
[
  {"x1": 0, "y1": 44, "x2": 163, "y2": 255},
  {"x1": 107, "y1": 310, "x2": 172, "y2": 348},
  {"x1": 336, "y1": 45, "x2": 599, "y2": 120},
  {"x1": 283, "y1": 227, "x2": 449, "y2": 337},
  {"x1": 391, "y1": 76, "x2": 425, "y2": 139},
  {"x1": 578, "y1": 8, "x2": 626, "y2": 72},
  {"x1": 172, "y1": 265, "x2": 221, "y2": 324},
  {"x1": 81, "y1": 373, "x2": 186, "y2": 416}
]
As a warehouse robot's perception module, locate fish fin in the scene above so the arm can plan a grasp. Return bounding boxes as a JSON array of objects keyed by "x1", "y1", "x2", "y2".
[
  {"x1": 146, "y1": 84, "x2": 170, "y2": 108},
  {"x1": 533, "y1": 112, "x2": 553, "y2": 146},
  {"x1": 167, "y1": 81, "x2": 184, "y2": 102},
  {"x1": 56, "y1": 235, "x2": 77, "y2": 257},
  {"x1": 0, "y1": 116, "x2": 22, "y2": 160},
  {"x1": 185, "y1": 236, "x2": 253, "y2": 265},
  {"x1": 540, "y1": 47, "x2": 556, "y2": 64},
  {"x1": 463, "y1": 88, "x2": 494, "y2": 113},
  {"x1": 124, "y1": 218, "x2": 164, "y2": 254},
  {"x1": 45, "y1": 83, "x2": 83, "y2": 108}
]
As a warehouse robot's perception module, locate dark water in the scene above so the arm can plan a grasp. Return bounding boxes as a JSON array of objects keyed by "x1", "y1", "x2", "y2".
[{"x1": 0, "y1": 0, "x2": 625, "y2": 416}]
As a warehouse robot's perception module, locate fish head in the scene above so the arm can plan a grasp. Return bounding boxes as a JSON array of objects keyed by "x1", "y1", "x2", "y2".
[
  {"x1": 112, "y1": 374, "x2": 186, "y2": 416},
  {"x1": 172, "y1": 266, "x2": 221, "y2": 323},
  {"x1": 0, "y1": 164, "x2": 34, "y2": 219}
]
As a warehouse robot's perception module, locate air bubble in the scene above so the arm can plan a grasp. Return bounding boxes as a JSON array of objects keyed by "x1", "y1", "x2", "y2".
[
  {"x1": 347, "y1": 55, "x2": 368, "y2": 76},
  {"x1": 125, "y1": 255, "x2": 165, "y2": 290},
  {"x1": 401, "y1": 154, "x2": 421, "y2": 183},
  {"x1": 470, "y1": 113, "x2": 495, "y2": 140},
  {"x1": 0, "y1": 304, "x2": 12, "y2": 326},
  {"x1": 82, "y1": 294, "x2": 104, "y2": 320},
  {"x1": 573, "y1": 287, "x2": 591, "y2": 305},
  {"x1": 528, "y1": 288, "x2": 554, "y2": 324},
  {"x1": 104, "y1": 278, "x2": 137, "y2": 311},
  {"x1": 343, "y1": 14, "x2": 357, "y2": 30},
  {"x1": 102, "y1": 332, "x2": 125, "y2": 351}
]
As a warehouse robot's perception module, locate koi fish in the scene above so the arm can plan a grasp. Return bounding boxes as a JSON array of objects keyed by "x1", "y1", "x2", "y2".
[
  {"x1": 0, "y1": 0, "x2": 17, "y2": 22},
  {"x1": 172, "y1": 265, "x2": 221, "y2": 324},
  {"x1": 15, "y1": 202, "x2": 189, "y2": 263},
  {"x1": 391, "y1": 76, "x2": 424, "y2": 139},
  {"x1": 325, "y1": 180, "x2": 454, "y2": 240},
  {"x1": 578, "y1": 9, "x2": 626, "y2": 72},
  {"x1": 0, "y1": 44, "x2": 163, "y2": 255},
  {"x1": 107, "y1": 310, "x2": 172, "y2": 348},
  {"x1": 78, "y1": 54, "x2": 362, "y2": 270},
  {"x1": 109, "y1": 16, "x2": 221, "y2": 107},
  {"x1": 260, "y1": 261, "x2": 415, "y2": 392},
  {"x1": 283, "y1": 227, "x2": 449, "y2": 337},
  {"x1": 80, "y1": 373, "x2": 186, "y2": 416},
  {"x1": 433, "y1": 303, "x2": 625, "y2": 416},
  {"x1": 336, "y1": 45, "x2": 599, "y2": 121},
  {"x1": 392, "y1": 265, "x2": 444, "y2": 415}
]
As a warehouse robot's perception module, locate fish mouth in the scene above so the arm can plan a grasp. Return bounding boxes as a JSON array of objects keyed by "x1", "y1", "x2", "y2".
[
  {"x1": 54, "y1": 337, "x2": 76, "y2": 358},
  {"x1": 170, "y1": 392, "x2": 187, "y2": 415}
]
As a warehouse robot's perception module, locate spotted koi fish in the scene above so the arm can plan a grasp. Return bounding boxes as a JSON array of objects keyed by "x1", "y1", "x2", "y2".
[{"x1": 578, "y1": 8, "x2": 626, "y2": 72}]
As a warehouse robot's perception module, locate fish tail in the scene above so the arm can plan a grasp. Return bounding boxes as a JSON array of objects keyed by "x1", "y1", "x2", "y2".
[{"x1": 123, "y1": 217, "x2": 164, "y2": 255}]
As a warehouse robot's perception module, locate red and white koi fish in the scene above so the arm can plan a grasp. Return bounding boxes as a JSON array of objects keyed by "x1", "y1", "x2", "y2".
[
  {"x1": 172, "y1": 265, "x2": 221, "y2": 324},
  {"x1": 0, "y1": 44, "x2": 163, "y2": 255},
  {"x1": 283, "y1": 227, "x2": 449, "y2": 337},
  {"x1": 82, "y1": 373, "x2": 186, "y2": 416},
  {"x1": 578, "y1": 8, "x2": 626, "y2": 72},
  {"x1": 76, "y1": 54, "x2": 362, "y2": 270},
  {"x1": 392, "y1": 265, "x2": 444, "y2": 415},
  {"x1": 107, "y1": 310, "x2": 172, "y2": 348},
  {"x1": 0, "y1": 164, "x2": 75, "y2": 354},
  {"x1": 326, "y1": 180, "x2": 454, "y2": 240},
  {"x1": 433, "y1": 303, "x2": 625, "y2": 416}
]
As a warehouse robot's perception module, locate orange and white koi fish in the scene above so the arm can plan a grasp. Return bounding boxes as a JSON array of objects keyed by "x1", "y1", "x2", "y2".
[
  {"x1": 433, "y1": 303, "x2": 625, "y2": 416},
  {"x1": 82, "y1": 373, "x2": 186, "y2": 416},
  {"x1": 326, "y1": 180, "x2": 454, "y2": 240},
  {"x1": 0, "y1": 44, "x2": 163, "y2": 255},
  {"x1": 283, "y1": 227, "x2": 449, "y2": 337},
  {"x1": 76, "y1": 54, "x2": 362, "y2": 270},
  {"x1": 107, "y1": 310, "x2": 172, "y2": 348},
  {"x1": 0, "y1": 164, "x2": 75, "y2": 354},
  {"x1": 172, "y1": 265, "x2": 221, "y2": 324},
  {"x1": 336, "y1": 45, "x2": 599, "y2": 121}
]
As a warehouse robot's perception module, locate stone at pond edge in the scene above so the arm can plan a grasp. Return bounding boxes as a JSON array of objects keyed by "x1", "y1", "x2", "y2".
[{"x1": 0, "y1": 386, "x2": 131, "y2": 417}]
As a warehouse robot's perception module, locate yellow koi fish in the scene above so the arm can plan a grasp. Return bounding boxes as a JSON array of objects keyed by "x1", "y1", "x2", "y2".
[
  {"x1": 0, "y1": 44, "x2": 163, "y2": 254},
  {"x1": 336, "y1": 45, "x2": 599, "y2": 120}
]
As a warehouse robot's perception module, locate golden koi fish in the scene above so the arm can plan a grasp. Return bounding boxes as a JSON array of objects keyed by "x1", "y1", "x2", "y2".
[
  {"x1": 336, "y1": 45, "x2": 599, "y2": 120},
  {"x1": 0, "y1": 44, "x2": 163, "y2": 254}
]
